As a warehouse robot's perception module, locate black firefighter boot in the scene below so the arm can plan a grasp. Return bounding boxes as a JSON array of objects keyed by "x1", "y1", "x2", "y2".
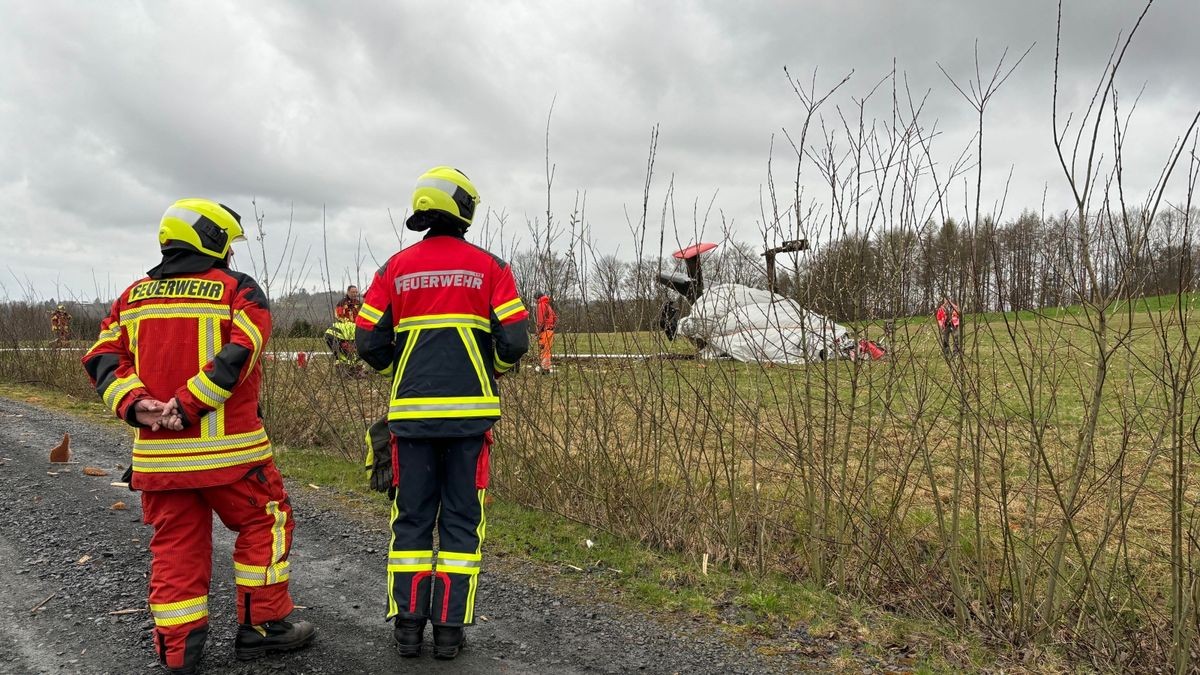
[
  {"x1": 393, "y1": 614, "x2": 427, "y2": 657},
  {"x1": 160, "y1": 625, "x2": 208, "y2": 675},
  {"x1": 432, "y1": 624, "x2": 466, "y2": 659},
  {"x1": 234, "y1": 615, "x2": 317, "y2": 661}
]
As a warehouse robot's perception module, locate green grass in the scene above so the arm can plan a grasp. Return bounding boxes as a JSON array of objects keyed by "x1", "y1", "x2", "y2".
[
  {"x1": 10, "y1": 292, "x2": 1200, "y2": 669},
  {"x1": 0, "y1": 378, "x2": 976, "y2": 672}
]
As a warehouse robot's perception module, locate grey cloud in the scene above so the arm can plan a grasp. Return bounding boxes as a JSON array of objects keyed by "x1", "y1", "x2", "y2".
[{"x1": 1, "y1": 0, "x2": 1197, "y2": 299}]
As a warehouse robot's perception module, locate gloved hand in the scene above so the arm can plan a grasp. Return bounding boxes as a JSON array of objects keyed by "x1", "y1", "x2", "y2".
[
  {"x1": 363, "y1": 415, "x2": 393, "y2": 493},
  {"x1": 120, "y1": 466, "x2": 136, "y2": 492}
]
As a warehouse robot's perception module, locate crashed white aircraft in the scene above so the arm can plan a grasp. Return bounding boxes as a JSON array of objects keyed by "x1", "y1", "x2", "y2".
[{"x1": 658, "y1": 242, "x2": 853, "y2": 364}]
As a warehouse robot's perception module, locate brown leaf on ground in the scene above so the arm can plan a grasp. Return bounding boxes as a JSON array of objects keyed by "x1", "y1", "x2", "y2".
[
  {"x1": 110, "y1": 501, "x2": 128, "y2": 511},
  {"x1": 49, "y1": 433, "x2": 70, "y2": 463},
  {"x1": 83, "y1": 467, "x2": 110, "y2": 477}
]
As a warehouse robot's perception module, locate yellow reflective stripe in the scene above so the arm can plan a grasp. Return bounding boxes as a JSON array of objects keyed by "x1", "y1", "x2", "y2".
[
  {"x1": 388, "y1": 396, "x2": 500, "y2": 420},
  {"x1": 390, "y1": 396, "x2": 499, "y2": 407},
  {"x1": 233, "y1": 560, "x2": 290, "y2": 587},
  {"x1": 386, "y1": 498, "x2": 400, "y2": 618},
  {"x1": 363, "y1": 426, "x2": 374, "y2": 470},
  {"x1": 197, "y1": 317, "x2": 223, "y2": 438},
  {"x1": 102, "y1": 375, "x2": 144, "y2": 413},
  {"x1": 88, "y1": 324, "x2": 122, "y2": 351},
  {"x1": 466, "y1": 488, "x2": 486, "y2": 623},
  {"x1": 128, "y1": 319, "x2": 140, "y2": 371},
  {"x1": 438, "y1": 551, "x2": 481, "y2": 576},
  {"x1": 150, "y1": 595, "x2": 208, "y2": 627},
  {"x1": 458, "y1": 327, "x2": 492, "y2": 397},
  {"x1": 120, "y1": 303, "x2": 228, "y2": 323},
  {"x1": 187, "y1": 371, "x2": 231, "y2": 409},
  {"x1": 388, "y1": 549, "x2": 435, "y2": 573},
  {"x1": 233, "y1": 310, "x2": 263, "y2": 371},
  {"x1": 132, "y1": 446, "x2": 273, "y2": 472},
  {"x1": 475, "y1": 489, "x2": 487, "y2": 555},
  {"x1": 494, "y1": 298, "x2": 525, "y2": 321},
  {"x1": 358, "y1": 303, "x2": 384, "y2": 324},
  {"x1": 134, "y1": 427, "x2": 269, "y2": 451},
  {"x1": 389, "y1": 409, "x2": 502, "y2": 420},
  {"x1": 187, "y1": 380, "x2": 222, "y2": 409},
  {"x1": 494, "y1": 354, "x2": 516, "y2": 373},
  {"x1": 391, "y1": 328, "x2": 421, "y2": 400},
  {"x1": 395, "y1": 314, "x2": 490, "y2": 333},
  {"x1": 266, "y1": 501, "x2": 287, "y2": 582},
  {"x1": 389, "y1": 550, "x2": 435, "y2": 561}
]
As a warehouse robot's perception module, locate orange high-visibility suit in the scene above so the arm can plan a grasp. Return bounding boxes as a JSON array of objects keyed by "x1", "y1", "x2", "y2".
[{"x1": 536, "y1": 294, "x2": 557, "y2": 370}]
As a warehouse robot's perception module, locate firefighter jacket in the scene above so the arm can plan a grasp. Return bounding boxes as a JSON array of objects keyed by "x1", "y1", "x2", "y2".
[
  {"x1": 81, "y1": 260, "x2": 273, "y2": 491},
  {"x1": 335, "y1": 296, "x2": 361, "y2": 321},
  {"x1": 355, "y1": 231, "x2": 529, "y2": 438},
  {"x1": 536, "y1": 295, "x2": 557, "y2": 332}
]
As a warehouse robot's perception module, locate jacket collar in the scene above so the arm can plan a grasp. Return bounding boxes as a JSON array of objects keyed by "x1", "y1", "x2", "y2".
[{"x1": 147, "y1": 249, "x2": 223, "y2": 279}]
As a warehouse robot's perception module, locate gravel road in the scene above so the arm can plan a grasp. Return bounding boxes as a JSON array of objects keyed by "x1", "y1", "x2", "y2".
[{"x1": 0, "y1": 397, "x2": 817, "y2": 674}]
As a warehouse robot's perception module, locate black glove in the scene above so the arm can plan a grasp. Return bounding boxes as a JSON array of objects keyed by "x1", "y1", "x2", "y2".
[
  {"x1": 364, "y1": 415, "x2": 393, "y2": 493},
  {"x1": 120, "y1": 466, "x2": 136, "y2": 492}
]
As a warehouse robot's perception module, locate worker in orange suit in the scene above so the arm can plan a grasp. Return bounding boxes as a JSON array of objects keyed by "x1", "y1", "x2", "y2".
[
  {"x1": 535, "y1": 292, "x2": 556, "y2": 373},
  {"x1": 81, "y1": 199, "x2": 315, "y2": 674}
]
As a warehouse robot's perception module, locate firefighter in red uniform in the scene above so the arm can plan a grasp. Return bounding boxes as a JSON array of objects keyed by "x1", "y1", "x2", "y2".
[
  {"x1": 81, "y1": 199, "x2": 315, "y2": 673},
  {"x1": 50, "y1": 304, "x2": 72, "y2": 345},
  {"x1": 335, "y1": 285, "x2": 362, "y2": 321},
  {"x1": 356, "y1": 167, "x2": 529, "y2": 660}
]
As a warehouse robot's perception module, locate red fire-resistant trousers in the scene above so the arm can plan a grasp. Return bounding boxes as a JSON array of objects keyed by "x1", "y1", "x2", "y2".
[{"x1": 140, "y1": 462, "x2": 295, "y2": 670}]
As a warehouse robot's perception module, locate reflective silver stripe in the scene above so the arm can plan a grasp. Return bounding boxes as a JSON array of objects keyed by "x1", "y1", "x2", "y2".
[
  {"x1": 191, "y1": 374, "x2": 230, "y2": 406},
  {"x1": 395, "y1": 316, "x2": 490, "y2": 332},
  {"x1": 235, "y1": 560, "x2": 290, "y2": 586},
  {"x1": 134, "y1": 428, "x2": 268, "y2": 451},
  {"x1": 415, "y1": 177, "x2": 464, "y2": 197},
  {"x1": 152, "y1": 600, "x2": 207, "y2": 620},
  {"x1": 163, "y1": 206, "x2": 202, "y2": 225},
  {"x1": 388, "y1": 556, "x2": 434, "y2": 566},
  {"x1": 121, "y1": 305, "x2": 228, "y2": 322},
  {"x1": 495, "y1": 298, "x2": 523, "y2": 313},
  {"x1": 494, "y1": 298, "x2": 525, "y2": 320},
  {"x1": 267, "y1": 561, "x2": 284, "y2": 585},
  {"x1": 389, "y1": 401, "x2": 499, "y2": 413},
  {"x1": 234, "y1": 311, "x2": 263, "y2": 353},
  {"x1": 103, "y1": 377, "x2": 142, "y2": 410},
  {"x1": 438, "y1": 558, "x2": 481, "y2": 569},
  {"x1": 133, "y1": 446, "x2": 272, "y2": 470},
  {"x1": 267, "y1": 501, "x2": 286, "y2": 575},
  {"x1": 202, "y1": 318, "x2": 221, "y2": 438}
]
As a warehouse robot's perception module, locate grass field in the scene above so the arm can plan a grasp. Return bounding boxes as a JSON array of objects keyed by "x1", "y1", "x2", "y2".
[
  {"x1": 0, "y1": 379, "x2": 974, "y2": 672},
  {"x1": 3, "y1": 293, "x2": 1200, "y2": 670}
]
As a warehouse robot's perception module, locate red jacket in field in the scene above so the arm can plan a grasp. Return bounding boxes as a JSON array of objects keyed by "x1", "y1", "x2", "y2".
[{"x1": 81, "y1": 266, "x2": 272, "y2": 490}]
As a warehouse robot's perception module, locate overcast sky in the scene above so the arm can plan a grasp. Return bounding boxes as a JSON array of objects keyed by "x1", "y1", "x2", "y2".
[{"x1": 1, "y1": 0, "x2": 1197, "y2": 302}]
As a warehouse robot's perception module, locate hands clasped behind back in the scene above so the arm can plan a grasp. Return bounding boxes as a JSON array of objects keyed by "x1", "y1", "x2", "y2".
[{"x1": 133, "y1": 397, "x2": 187, "y2": 432}]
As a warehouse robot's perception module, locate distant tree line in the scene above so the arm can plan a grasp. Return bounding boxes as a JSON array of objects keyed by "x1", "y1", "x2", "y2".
[{"x1": 513, "y1": 206, "x2": 1198, "y2": 332}]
